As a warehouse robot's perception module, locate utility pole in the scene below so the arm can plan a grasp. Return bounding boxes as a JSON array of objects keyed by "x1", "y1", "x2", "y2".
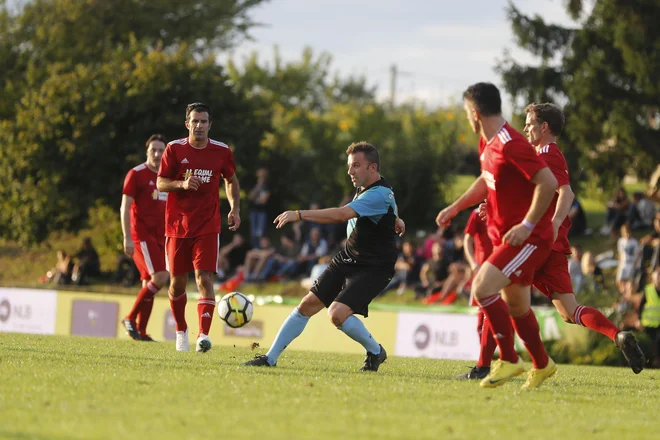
[{"x1": 389, "y1": 64, "x2": 397, "y2": 109}]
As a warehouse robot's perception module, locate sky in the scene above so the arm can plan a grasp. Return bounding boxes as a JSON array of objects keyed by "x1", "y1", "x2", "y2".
[{"x1": 227, "y1": 0, "x2": 585, "y2": 114}]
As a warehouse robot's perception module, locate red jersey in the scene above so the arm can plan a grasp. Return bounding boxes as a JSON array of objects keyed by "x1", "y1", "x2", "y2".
[
  {"x1": 122, "y1": 163, "x2": 167, "y2": 242},
  {"x1": 537, "y1": 142, "x2": 571, "y2": 254},
  {"x1": 480, "y1": 122, "x2": 553, "y2": 246},
  {"x1": 464, "y1": 208, "x2": 493, "y2": 265},
  {"x1": 158, "y1": 138, "x2": 236, "y2": 238}
]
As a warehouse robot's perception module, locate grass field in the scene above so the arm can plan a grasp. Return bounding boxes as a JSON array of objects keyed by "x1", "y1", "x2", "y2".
[{"x1": 1, "y1": 333, "x2": 658, "y2": 440}]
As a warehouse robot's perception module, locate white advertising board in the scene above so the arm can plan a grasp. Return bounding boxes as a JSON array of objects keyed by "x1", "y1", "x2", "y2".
[{"x1": 0, "y1": 288, "x2": 57, "y2": 335}]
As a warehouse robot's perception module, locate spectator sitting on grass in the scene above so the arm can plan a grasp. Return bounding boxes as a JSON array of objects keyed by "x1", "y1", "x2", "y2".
[
  {"x1": 41, "y1": 250, "x2": 74, "y2": 285},
  {"x1": 416, "y1": 241, "x2": 449, "y2": 299},
  {"x1": 243, "y1": 236, "x2": 276, "y2": 282},
  {"x1": 71, "y1": 237, "x2": 101, "y2": 285},
  {"x1": 568, "y1": 198, "x2": 588, "y2": 237},
  {"x1": 257, "y1": 233, "x2": 301, "y2": 281},
  {"x1": 383, "y1": 240, "x2": 423, "y2": 296},
  {"x1": 628, "y1": 191, "x2": 656, "y2": 231},
  {"x1": 298, "y1": 227, "x2": 328, "y2": 275},
  {"x1": 217, "y1": 233, "x2": 250, "y2": 280},
  {"x1": 601, "y1": 187, "x2": 629, "y2": 236}
]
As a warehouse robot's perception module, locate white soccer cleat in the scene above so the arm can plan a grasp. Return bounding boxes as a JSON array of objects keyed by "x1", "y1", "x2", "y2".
[
  {"x1": 196, "y1": 334, "x2": 212, "y2": 353},
  {"x1": 175, "y1": 329, "x2": 189, "y2": 352}
]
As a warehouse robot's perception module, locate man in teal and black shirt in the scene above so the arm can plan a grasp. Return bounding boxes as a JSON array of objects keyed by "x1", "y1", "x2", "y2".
[{"x1": 244, "y1": 142, "x2": 404, "y2": 372}]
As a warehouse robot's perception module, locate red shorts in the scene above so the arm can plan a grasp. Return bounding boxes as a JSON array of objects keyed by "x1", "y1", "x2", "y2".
[
  {"x1": 533, "y1": 250, "x2": 574, "y2": 298},
  {"x1": 165, "y1": 233, "x2": 219, "y2": 276},
  {"x1": 133, "y1": 236, "x2": 166, "y2": 280},
  {"x1": 487, "y1": 235, "x2": 552, "y2": 286}
]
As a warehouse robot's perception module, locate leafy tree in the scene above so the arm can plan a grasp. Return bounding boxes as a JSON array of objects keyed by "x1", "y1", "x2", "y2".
[
  {"x1": 0, "y1": 43, "x2": 266, "y2": 244},
  {"x1": 498, "y1": 0, "x2": 660, "y2": 194}
]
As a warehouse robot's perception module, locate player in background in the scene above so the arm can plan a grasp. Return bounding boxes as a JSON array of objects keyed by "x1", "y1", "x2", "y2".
[
  {"x1": 437, "y1": 82, "x2": 558, "y2": 390},
  {"x1": 456, "y1": 208, "x2": 496, "y2": 379},
  {"x1": 522, "y1": 103, "x2": 644, "y2": 374},
  {"x1": 120, "y1": 134, "x2": 169, "y2": 341},
  {"x1": 157, "y1": 103, "x2": 241, "y2": 353},
  {"x1": 244, "y1": 142, "x2": 405, "y2": 371}
]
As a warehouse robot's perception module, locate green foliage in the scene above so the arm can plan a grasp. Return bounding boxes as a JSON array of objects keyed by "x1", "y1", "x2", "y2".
[
  {"x1": 0, "y1": 1, "x2": 475, "y2": 245},
  {"x1": 499, "y1": 0, "x2": 660, "y2": 196},
  {"x1": 229, "y1": 48, "x2": 477, "y2": 231}
]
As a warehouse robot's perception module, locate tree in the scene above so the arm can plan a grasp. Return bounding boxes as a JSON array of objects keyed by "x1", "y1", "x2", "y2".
[
  {"x1": 498, "y1": 0, "x2": 660, "y2": 194},
  {"x1": 227, "y1": 48, "x2": 473, "y2": 231},
  {"x1": 0, "y1": 0, "x2": 269, "y2": 244}
]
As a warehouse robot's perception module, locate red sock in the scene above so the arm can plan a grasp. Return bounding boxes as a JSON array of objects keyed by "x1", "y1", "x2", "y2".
[
  {"x1": 477, "y1": 311, "x2": 497, "y2": 368},
  {"x1": 573, "y1": 305, "x2": 618, "y2": 341},
  {"x1": 126, "y1": 282, "x2": 158, "y2": 321},
  {"x1": 511, "y1": 309, "x2": 549, "y2": 369},
  {"x1": 197, "y1": 298, "x2": 216, "y2": 337},
  {"x1": 169, "y1": 291, "x2": 188, "y2": 332},
  {"x1": 477, "y1": 295, "x2": 518, "y2": 362},
  {"x1": 137, "y1": 282, "x2": 160, "y2": 336}
]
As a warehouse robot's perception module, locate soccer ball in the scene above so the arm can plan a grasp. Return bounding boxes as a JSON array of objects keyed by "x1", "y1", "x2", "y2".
[{"x1": 217, "y1": 292, "x2": 253, "y2": 328}]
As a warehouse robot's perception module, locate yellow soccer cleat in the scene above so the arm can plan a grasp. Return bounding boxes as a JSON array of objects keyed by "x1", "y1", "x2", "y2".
[
  {"x1": 521, "y1": 358, "x2": 557, "y2": 390},
  {"x1": 479, "y1": 357, "x2": 525, "y2": 388}
]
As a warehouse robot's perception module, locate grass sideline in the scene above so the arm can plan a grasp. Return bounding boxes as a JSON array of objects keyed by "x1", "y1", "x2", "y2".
[{"x1": 1, "y1": 333, "x2": 658, "y2": 440}]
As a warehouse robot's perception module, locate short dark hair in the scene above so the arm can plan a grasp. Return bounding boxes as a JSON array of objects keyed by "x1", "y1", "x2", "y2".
[
  {"x1": 525, "y1": 103, "x2": 565, "y2": 136},
  {"x1": 346, "y1": 141, "x2": 380, "y2": 171},
  {"x1": 185, "y1": 102, "x2": 212, "y2": 122},
  {"x1": 463, "y1": 82, "x2": 502, "y2": 116},
  {"x1": 145, "y1": 134, "x2": 167, "y2": 150}
]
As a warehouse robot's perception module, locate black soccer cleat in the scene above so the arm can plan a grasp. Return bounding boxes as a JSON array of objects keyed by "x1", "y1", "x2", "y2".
[
  {"x1": 616, "y1": 331, "x2": 645, "y2": 374},
  {"x1": 360, "y1": 345, "x2": 387, "y2": 372},
  {"x1": 121, "y1": 319, "x2": 141, "y2": 341},
  {"x1": 456, "y1": 365, "x2": 491, "y2": 380},
  {"x1": 243, "y1": 355, "x2": 275, "y2": 367},
  {"x1": 139, "y1": 334, "x2": 156, "y2": 342}
]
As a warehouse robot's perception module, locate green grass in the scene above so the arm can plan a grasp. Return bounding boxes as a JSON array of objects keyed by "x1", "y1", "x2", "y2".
[{"x1": 1, "y1": 333, "x2": 658, "y2": 440}]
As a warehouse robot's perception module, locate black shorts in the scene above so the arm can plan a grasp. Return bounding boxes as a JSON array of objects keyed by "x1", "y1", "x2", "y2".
[{"x1": 310, "y1": 251, "x2": 394, "y2": 317}]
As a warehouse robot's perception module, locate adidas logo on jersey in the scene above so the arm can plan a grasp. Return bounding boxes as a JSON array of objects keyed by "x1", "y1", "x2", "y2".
[
  {"x1": 514, "y1": 270, "x2": 522, "y2": 277},
  {"x1": 149, "y1": 180, "x2": 155, "y2": 186},
  {"x1": 181, "y1": 158, "x2": 189, "y2": 164},
  {"x1": 201, "y1": 312, "x2": 211, "y2": 318}
]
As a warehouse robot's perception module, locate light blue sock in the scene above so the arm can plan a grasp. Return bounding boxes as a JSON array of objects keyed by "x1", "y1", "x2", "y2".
[
  {"x1": 338, "y1": 315, "x2": 381, "y2": 354},
  {"x1": 265, "y1": 308, "x2": 309, "y2": 365}
]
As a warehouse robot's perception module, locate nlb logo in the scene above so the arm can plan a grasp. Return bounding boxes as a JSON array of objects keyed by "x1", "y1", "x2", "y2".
[
  {"x1": 413, "y1": 324, "x2": 459, "y2": 350},
  {"x1": 0, "y1": 298, "x2": 32, "y2": 323}
]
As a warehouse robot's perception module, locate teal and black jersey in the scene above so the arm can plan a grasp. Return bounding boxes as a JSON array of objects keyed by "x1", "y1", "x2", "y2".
[{"x1": 344, "y1": 177, "x2": 398, "y2": 267}]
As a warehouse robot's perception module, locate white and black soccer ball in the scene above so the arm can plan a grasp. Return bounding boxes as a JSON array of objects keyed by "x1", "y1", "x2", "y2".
[{"x1": 217, "y1": 292, "x2": 253, "y2": 328}]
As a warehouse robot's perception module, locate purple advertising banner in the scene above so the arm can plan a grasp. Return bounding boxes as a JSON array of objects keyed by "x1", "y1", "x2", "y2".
[{"x1": 71, "y1": 300, "x2": 119, "y2": 338}]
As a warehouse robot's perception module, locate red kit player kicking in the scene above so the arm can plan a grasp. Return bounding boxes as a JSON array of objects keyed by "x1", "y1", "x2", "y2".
[
  {"x1": 437, "y1": 83, "x2": 559, "y2": 390},
  {"x1": 121, "y1": 134, "x2": 170, "y2": 341},
  {"x1": 157, "y1": 103, "x2": 241, "y2": 353},
  {"x1": 523, "y1": 103, "x2": 644, "y2": 374}
]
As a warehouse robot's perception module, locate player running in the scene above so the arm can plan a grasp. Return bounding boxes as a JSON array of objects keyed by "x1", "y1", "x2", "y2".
[
  {"x1": 437, "y1": 82, "x2": 559, "y2": 390},
  {"x1": 120, "y1": 134, "x2": 170, "y2": 341}
]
